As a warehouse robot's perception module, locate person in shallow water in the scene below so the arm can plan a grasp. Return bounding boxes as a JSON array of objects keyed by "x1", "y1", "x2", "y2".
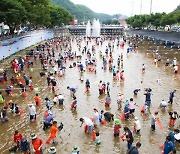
[
  {"x1": 163, "y1": 136, "x2": 174, "y2": 154},
  {"x1": 1, "y1": 36, "x2": 180, "y2": 153},
  {"x1": 80, "y1": 117, "x2": 94, "y2": 133},
  {"x1": 43, "y1": 111, "x2": 53, "y2": 131},
  {"x1": 104, "y1": 112, "x2": 114, "y2": 122},
  {"x1": 151, "y1": 111, "x2": 158, "y2": 131},
  {"x1": 1, "y1": 106, "x2": 8, "y2": 123},
  {"x1": 128, "y1": 142, "x2": 141, "y2": 154},
  {"x1": 31, "y1": 133, "x2": 43, "y2": 154},
  {"x1": 46, "y1": 121, "x2": 58, "y2": 144},
  {"x1": 13, "y1": 130, "x2": 22, "y2": 149},
  {"x1": 67, "y1": 86, "x2": 76, "y2": 97},
  {"x1": 122, "y1": 127, "x2": 134, "y2": 149},
  {"x1": 168, "y1": 90, "x2": 176, "y2": 105}
]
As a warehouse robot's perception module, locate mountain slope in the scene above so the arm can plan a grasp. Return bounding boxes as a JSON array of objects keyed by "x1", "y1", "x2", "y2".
[{"x1": 51, "y1": 0, "x2": 126, "y2": 22}]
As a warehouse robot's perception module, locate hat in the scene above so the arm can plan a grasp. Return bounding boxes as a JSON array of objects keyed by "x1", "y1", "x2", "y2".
[
  {"x1": 114, "y1": 119, "x2": 120, "y2": 125},
  {"x1": 118, "y1": 92, "x2": 123, "y2": 96},
  {"x1": 135, "y1": 117, "x2": 138, "y2": 120},
  {"x1": 48, "y1": 147, "x2": 56, "y2": 153},
  {"x1": 28, "y1": 103, "x2": 33, "y2": 106},
  {"x1": 72, "y1": 146, "x2": 80, "y2": 153},
  {"x1": 31, "y1": 133, "x2": 37, "y2": 140}
]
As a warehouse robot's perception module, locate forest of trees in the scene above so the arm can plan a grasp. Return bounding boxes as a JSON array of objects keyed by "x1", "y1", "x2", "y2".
[
  {"x1": 0, "y1": 0, "x2": 72, "y2": 34},
  {"x1": 126, "y1": 5, "x2": 180, "y2": 29}
]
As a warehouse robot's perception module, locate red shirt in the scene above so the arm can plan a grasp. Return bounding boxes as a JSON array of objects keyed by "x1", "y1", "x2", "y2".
[
  {"x1": 50, "y1": 125, "x2": 58, "y2": 138},
  {"x1": 14, "y1": 133, "x2": 22, "y2": 143},
  {"x1": 32, "y1": 138, "x2": 43, "y2": 153},
  {"x1": 14, "y1": 133, "x2": 22, "y2": 147},
  {"x1": 114, "y1": 124, "x2": 121, "y2": 134}
]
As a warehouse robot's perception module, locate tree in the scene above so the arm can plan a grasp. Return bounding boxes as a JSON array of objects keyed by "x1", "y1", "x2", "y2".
[
  {"x1": 49, "y1": 4, "x2": 72, "y2": 26},
  {"x1": 103, "y1": 19, "x2": 119, "y2": 25},
  {"x1": 20, "y1": 0, "x2": 51, "y2": 27},
  {"x1": 160, "y1": 13, "x2": 176, "y2": 27},
  {"x1": 148, "y1": 13, "x2": 165, "y2": 29},
  {"x1": 0, "y1": 0, "x2": 27, "y2": 34},
  {"x1": 173, "y1": 11, "x2": 180, "y2": 23}
]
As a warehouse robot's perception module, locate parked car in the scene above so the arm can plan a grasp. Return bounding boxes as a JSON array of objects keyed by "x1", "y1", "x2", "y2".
[{"x1": 171, "y1": 26, "x2": 180, "y2": 32}]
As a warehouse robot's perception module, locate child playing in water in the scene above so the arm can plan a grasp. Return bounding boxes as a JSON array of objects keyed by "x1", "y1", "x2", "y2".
[
  {"x1": 169, "y1": 111, "x2": 179, "y2": 126},
  {"x1": 117, "y1": 93, "x2": 123, "y2": 109},
  {"x1": 105, "y1": 94, "x2": 111, "y2": 107},
  {"x1": 159, "y1": 100, "x2": 168, "y2": 109},
  {"x1": 99, "y1": 110, "x2": 104, "y2": 123},
  {"x1": 120, "y1": 70, "x2": 125, "y2": 82},
  {"x1": 114, "y1": 119, "x2": 121, "y2": 137},
  {"x1": 71, "y1": 96, "x2": 77, "y2": 110},
  {"x1": 95, "y1": 132, "x2": 101, "y2": 145}
]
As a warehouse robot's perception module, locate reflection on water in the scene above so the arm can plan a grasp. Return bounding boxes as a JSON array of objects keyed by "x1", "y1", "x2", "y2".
[{"x1": 0, "y1": 35, "x2": 179, "y2": 154}]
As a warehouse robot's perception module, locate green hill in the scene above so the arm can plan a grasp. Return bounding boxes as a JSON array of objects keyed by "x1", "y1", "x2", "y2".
[{"x1": 51, "y1": 0, "x2": 126, "y2": 22}]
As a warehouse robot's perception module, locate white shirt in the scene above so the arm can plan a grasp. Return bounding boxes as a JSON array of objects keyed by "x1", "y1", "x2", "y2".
[
  {"x1": 94, "y1": 112, "x2": 99, "y2": 120},
  {"x1": 174, "y1": 65, "x2": 178, "y2": 71},
  {"x1": 83, "y1": 117, "x2": 93, "y2": 126},
  {"x1": 96, "y1": 135, "x2": 101, "y2": 143},
  {"x1": 98, "y1": 84, "x2": 102, "y2": 89},
  {"x1": 161, "y1": 100, "x2": 167, "y2": 106},
  {"x1": 173, "y1": 59, "x2": 177, "y2": 65},
  {"x1": 29, "y1": 80, "x2": 32, "y2": 86},
  {"x1": 53, "y1": 96, "x2": 58, "y2": 103},
  {"x1": 58, "y1": 95, "x2": 64, "y2": 100},
  {"x1": 174, "y1": 133, "x2": 180, "y2": 140},
  {"x1": 135, "y1": 120, "x2": 141, "y2": 130},
  {"x1": 29, "y1": 106, "x2": 36, "y2": 115}
]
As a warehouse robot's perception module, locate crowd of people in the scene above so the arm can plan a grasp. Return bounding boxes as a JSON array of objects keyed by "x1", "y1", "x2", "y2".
[{"x1": 0, "y1": 35, "x2": 179, "y2": 154}]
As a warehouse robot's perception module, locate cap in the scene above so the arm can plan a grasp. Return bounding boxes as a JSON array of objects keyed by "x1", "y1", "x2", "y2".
[
  {"x1": 72, "y1": 146, "x2": 80, "y2": 152},
  {"x1": 31, "y1": 133, "x2": 37, "y2": 140},
  {"x1": 48, "y1": 147, "x2": 56, "y2": 153},
  {"x1": 28, "y1": 103, "x2": 33, "y2": 106},
  {"x1": 118, "y1": 92, "x2": 123, "y2": 96},
  {"x1": 135, "y1": 117, "x2": 138, "y2": 120},
  {"x1": 114, "y1": 119, "x2": 120, "y2": 125}
]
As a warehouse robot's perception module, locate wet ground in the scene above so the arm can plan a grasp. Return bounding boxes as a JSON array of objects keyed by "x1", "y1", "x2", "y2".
[{"x1": 0, "y1": 35, "x2": 179, "y2": 154}]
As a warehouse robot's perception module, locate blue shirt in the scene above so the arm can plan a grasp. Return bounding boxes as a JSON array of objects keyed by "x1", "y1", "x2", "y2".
[
  {"x1": 145, "y1": 92, "x2": 151, "y2": 101},
  {"x1": 169, "y1": 92, "x2": 174, "y2": 99},
  {"x1": 44, "y1": 114, "x2": 53, "y2": 124},
  {"x1": 134, "y1": 89, "x2": 139, "y2": 94},
  {"x1": 99, "y1": 114, "x2": 103, "y2": 122},
  {"x1": 163, "y1": 141, "x2": 174, "y2": 154},
  {"x1": 124, "y1": 106, "x2": 130, "y2": 114},
  {"x1": 46, "y1": 100, "x2": 52, "y2": 108},
  {"x1": 126, "y1": 130, "x2": 134, "y2": 143},
  {"x1": 70, "y1": 88, "x2": 76, "y2": 93},
  {"x1": 168, "y1": 132, "x2": 175, "y2": 145}
]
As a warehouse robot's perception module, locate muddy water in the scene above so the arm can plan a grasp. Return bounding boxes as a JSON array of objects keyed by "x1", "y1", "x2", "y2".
[{"x1": 0, "y1": 36, "x2": 179, "y2": 154}]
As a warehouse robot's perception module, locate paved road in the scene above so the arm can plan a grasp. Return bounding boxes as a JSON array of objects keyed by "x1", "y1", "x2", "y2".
[{"x1": 125, "y1": 29, "x2": 180, "y2": 44}]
